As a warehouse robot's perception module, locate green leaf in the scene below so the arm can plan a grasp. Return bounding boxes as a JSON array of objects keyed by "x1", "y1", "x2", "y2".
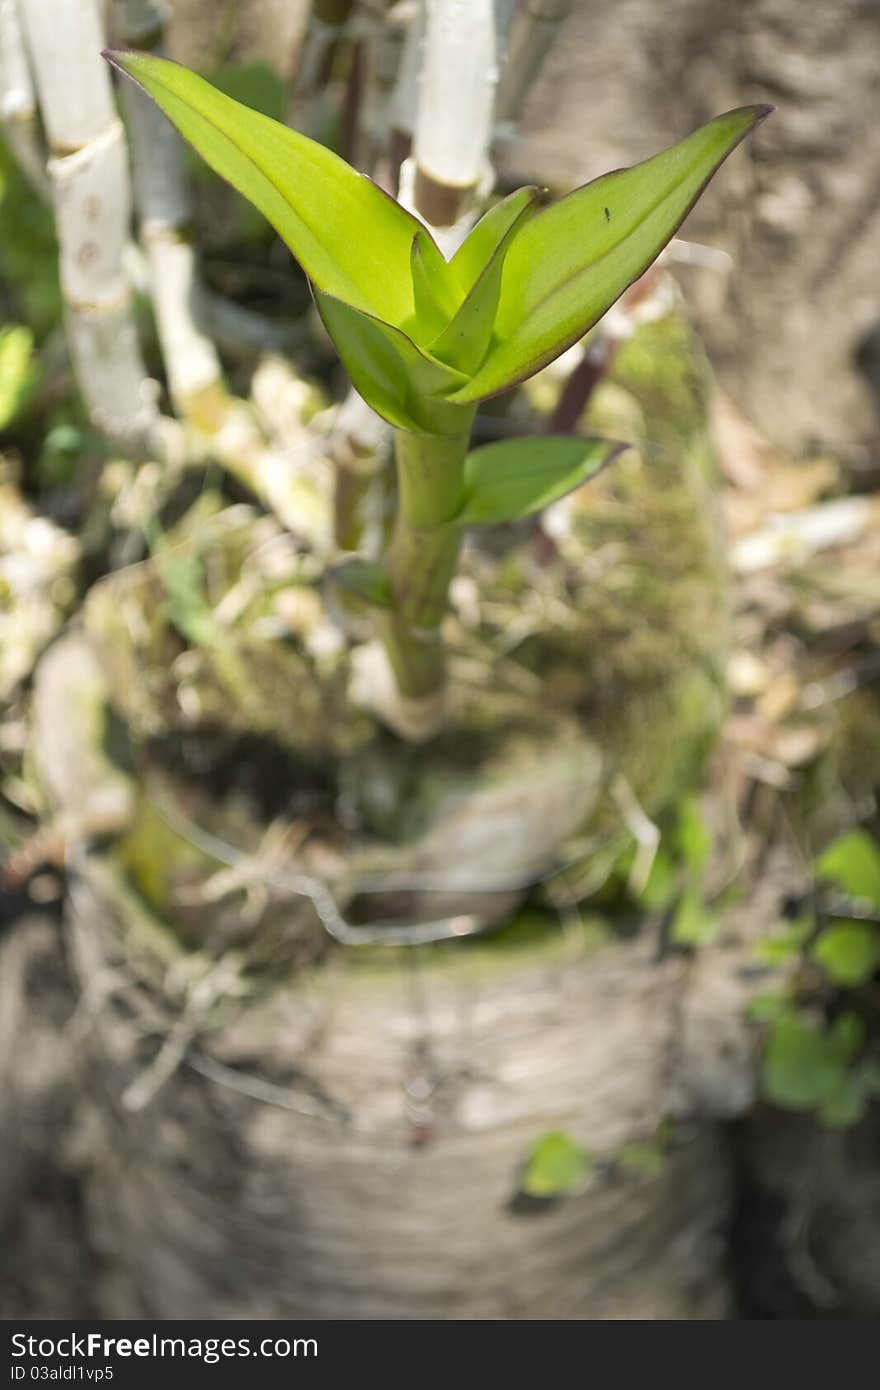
[
  {"x1": 676, "y1": 796, "x2": 712, "y2": 876},
  {"x1": 757, "y1": 915, "x2": 812, "y2": 965},
  {"x1": 637, "y1": 845, "x2": 677, "y2": 910},
  {"x1": 812, "y1": 921, "x2": 880, "y2": 987},
  {"x1": 430, "y1": 193, "x2": 538, "y2": 376},
  {"x1": 105, "y1": 49, "x2": 432, "y2": 328},
  {"x1": 670, "y1": 885, "x2": 718, "y2": 947},
  {"x1": 313, "y1": 288, "x2": 468, "y2": 434},
  {"x1": 815, "y1": 831, "x2": 880, "y2": 909},
  {"x1": 747, "y1": 991, "x2": 788, "y2": 1023},
  {"x1": 453, "y1": 435, "x2": 621, "y2": 527},
  {"x1": 449, "y1": 186, "x2": 543, "y2": 299},
  {"x1": 818, "y1": 1072, "x2": 869, "y2": 1129},
  {"x1": 0, "y1": 324, "x2": 35, "y2": 430},
  {"x1": 763, "y1": 1010, "x2": 863, "y2": 1111},
  {"x1": 410, "y1": 231, "x2": 459, "y2": 340},
  {"x1": 521, "y1": 1131, "x2": 591, "y2": 1198},
  {"x1": 157, "y1": 552, "x2": 217, "y2": 646},
  {"x1": 450, "y1": 105, "x2": 772, "y2": 403}
]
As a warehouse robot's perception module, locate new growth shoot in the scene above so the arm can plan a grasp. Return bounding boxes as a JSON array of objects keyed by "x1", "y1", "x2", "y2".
[{"x1": 105, "y1": 49, "x2": 770, "y2": 740}]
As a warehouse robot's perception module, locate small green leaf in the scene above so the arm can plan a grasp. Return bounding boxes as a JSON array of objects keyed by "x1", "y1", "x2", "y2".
[
  {"x1": 757, "y1": 915, "x2": 812, "y2": 964},
  {"x1": 521, "y1": 1131, "x2": 591, "y2": 1198},
  {"x1": 410, "y1": 231, "x2": 459, "y2": 340},
  {"x1": 637, "y1": 845, "x2": 677, "y2": 910},
  {"x1": 449, "y1": 186, "x2": 543, "y2": 299},
  {"x1": 747, "y1": 991, "x2": 788, "y2": 1023},
  {"x1": 670, "y1": 885, "x2": 718, "y2": 946},
  {"x1": 763, "y1": 1010, "x2": 863, "y2": 1111},
  {"x1": 0, "y1": 324, "x2": 35, "y2": 430},
  {"x1": 313, "y1": 288, "x2": 468, "y2": 434},
  {"x1": 105, "y1": 49, "x2": 433, "y2": 329},
  {"x1": 157, "y1": 552, "x2": 217, "y2": 646},
  {"x1": 450, "y1": 105, "x2": 772, "y2": 403},
  {"x1": 430, "y1": 193, "x2": 538, "y2": 376},
  {"x1": 676, "y1": 796, "x2": 712, "y2": 875},
  {"x1": 812, "y1": 921, "x2": 880, "y2": 987},
  {"x1": 818, "y1": 1072, "x2": 868, "y2": 1129},
  {"x1": 453, "y1": 435, "x2": 621, "y2": 527},
  {"x1": 815, "y1": 831, "x2": 880, "y2": 909}
]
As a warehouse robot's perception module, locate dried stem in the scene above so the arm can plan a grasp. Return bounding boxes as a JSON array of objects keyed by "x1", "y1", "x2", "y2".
[
  {"x1": 288, "y1": 0, "x2": 357, "y2": 140},
  {"x1": 113, "y1": 0, "x2": 225, "y2": 419},
  {"x1": 494, "y1": 0, "x2": 573, "y2": 135}
]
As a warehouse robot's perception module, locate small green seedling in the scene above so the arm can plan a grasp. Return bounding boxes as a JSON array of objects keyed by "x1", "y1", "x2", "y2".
[{"x1": 106, "y1": 49, "x2": 770, "y2": 733}]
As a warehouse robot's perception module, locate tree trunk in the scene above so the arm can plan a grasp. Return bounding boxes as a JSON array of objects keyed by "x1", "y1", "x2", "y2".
[{"x1": 67, "y1": 846, "x2": 737, "y2": 1320}]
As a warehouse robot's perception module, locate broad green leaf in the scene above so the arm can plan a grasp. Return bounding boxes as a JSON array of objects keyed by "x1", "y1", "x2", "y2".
[
  {"x1": 453, "y1": 435, "x2": 621, "y2": 527},
  {"x1": 449, "y1": 186, "x2": 544, "y2": 299},
  {"x1": 430, "y1": 194, "x2": 538, "y2": 375},
  {"x1": 763, "y1": 1010, "x2": 863, "y2": 1111},
  {"x1": 313, "y1": 288, "x2": 468, "y2": 434},
  {"x1": 521, "y1": 1131, "x2": 591, "y2": 1198},
  {"x1": 450, "y1": 105, "x2": 772, "y2": 402},
  {"x1": 815, "y1": 830, "x2": 880, "y2": 908},
  {"x1": 105, "y1": 50, "x2": 433, "y2": 327},
  {"x1": 811, "y1": 921, "x2": 880, "y2": 987}
]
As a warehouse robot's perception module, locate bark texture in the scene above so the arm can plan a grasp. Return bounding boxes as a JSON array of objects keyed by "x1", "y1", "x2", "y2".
[{"x1": 69, "y1": 854, "x2": 734, "y2": 1319}]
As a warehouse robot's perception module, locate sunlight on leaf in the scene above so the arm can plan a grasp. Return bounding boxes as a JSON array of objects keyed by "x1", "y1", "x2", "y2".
[
  {"x1": 521, "y1": 1131, "x2": 591, "y2": 1198},
  {"x1": 815, "y1": 831, "x2": 880, "y2": 909},
  {"x1": 105, "y1": 50, "x2": 432, "y2": 327},
  {"x1": 451, "y1": 105, "x2": 772, "y2": 402},
  {"x1": 454, "y1": 436, "x2": 621, "y2": 526},
  {"x1": 811, "y1": 921, "x2": 880, "y2": 987},
  {"x1": 763, "y1": 1010, "x2": 863, "y2": 1112}
]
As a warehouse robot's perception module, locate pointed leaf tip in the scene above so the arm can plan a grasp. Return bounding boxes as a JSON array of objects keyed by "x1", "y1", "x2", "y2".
[
  {"x1": 103, "y1": 49, "x2": 433, "y2": 329},
  {"x1": 451, "y1": 104, "x2": 773, "y2": 404},
  {"x1": 454, "y1": 435, "x2": 624, "y2": 526}
]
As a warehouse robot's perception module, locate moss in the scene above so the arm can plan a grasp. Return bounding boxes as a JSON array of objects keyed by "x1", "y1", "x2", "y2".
[
  {"x1": 470, "y1": 305, "x2": 728, "y2": 821},
  {"x1": 337, "y1": 905, "x2": 613, "y2": 985},
  {"x1": 787, "y1": 687, "x2": 880, "y2": 850},
  {"x1": 114, "y1": 799, "x2": 211, "y2": 916}
]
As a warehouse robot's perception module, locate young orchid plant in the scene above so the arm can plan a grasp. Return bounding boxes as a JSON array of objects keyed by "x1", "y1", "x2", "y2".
[{"x1": 105, "y1": 49, "x2": 770, "y2": 739}]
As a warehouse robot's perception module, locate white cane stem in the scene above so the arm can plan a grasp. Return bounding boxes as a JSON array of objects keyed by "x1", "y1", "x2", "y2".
[
  {"x1": 18, "y1": 0, "x2": 158, "y2": 449},
  {"x1": 114, "y1": 0, "x2": 224, "y2": 418},
  {"x1": 0, "y1": 0, "x2": 49, "y2": 197}
]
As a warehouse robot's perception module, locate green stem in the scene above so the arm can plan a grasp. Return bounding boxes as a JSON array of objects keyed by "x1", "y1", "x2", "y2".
[{"x1": 381, "y1": 422, "x2": 473, "y2": 704}]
